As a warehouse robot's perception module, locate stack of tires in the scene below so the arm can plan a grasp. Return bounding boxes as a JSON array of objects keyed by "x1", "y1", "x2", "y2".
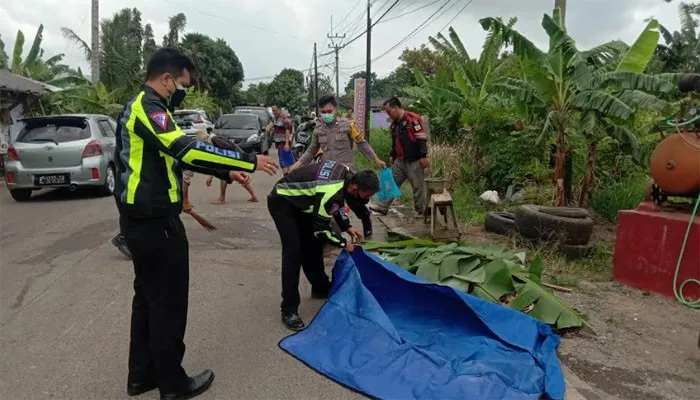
[{"x1": 484, "y1": 205, "x2": 594, "y2": 260}]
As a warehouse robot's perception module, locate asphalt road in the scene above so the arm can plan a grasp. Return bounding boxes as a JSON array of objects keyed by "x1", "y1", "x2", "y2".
[{"x1": 0, "y1": 169, "x2": 362, "y2": 400}]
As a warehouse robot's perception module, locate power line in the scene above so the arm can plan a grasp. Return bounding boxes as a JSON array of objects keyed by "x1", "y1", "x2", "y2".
[
  {"x1": 436, "y1": 0, "x2": 474, "y2": 32},
  {"x1": 318, "y1": 0, "x2": 403, "y2": 57},
  {"x1": 333, "y1": 0, "x2": 364, "y2": 33},
  {"x1": 342, "y1": 0, "x2": 459, "y2": 69},
  {"x1": 160, "y1": 0, "x2": 315, "y2": 43},
  {"x1": 377, "y1": 0, "x2": 442, "y2": 24},
  {"x1": 244, "y1": 63, "x2": 333, "y2": 82}
]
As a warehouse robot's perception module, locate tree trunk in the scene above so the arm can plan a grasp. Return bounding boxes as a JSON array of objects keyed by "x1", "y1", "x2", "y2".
[
  {"x1": 578, "y1": 140, "x2": 598, "y2": 208},
  {"x1": 554, "y1": 124, "x2": 567, "y2": 206},
  {"x1": 555, "y1": 0, "x2": 567, "y2": 22},
  {"x1": 91, "y1": 0, "x2": 100, "y2": 83}
]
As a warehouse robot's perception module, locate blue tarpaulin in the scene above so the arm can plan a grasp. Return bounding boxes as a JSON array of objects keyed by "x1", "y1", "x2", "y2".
[{"x1": 279, "y1": 248, "x2": 566, "y2": 400}]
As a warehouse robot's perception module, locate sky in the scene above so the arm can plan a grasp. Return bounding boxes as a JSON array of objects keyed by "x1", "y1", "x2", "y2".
[{"x1": 0, "y1": 0, "x2": 684, "y2": 91}]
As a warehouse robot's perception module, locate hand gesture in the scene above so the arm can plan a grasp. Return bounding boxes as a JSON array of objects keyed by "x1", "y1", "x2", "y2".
[
  {"x1": 375, "y1": 158, "x2": 387, "y2": 169},
  {"x1": 388, "y1": 156, "x2": 394, "y2": 166},
  {"x1": 346, "y1": 227, "x2": 363, "y2": 243},
  {"x1": 255, "y1": 155, "x2": 279, "y2": 175},
  {"x1": 237, "y1": 172, "x2": 252, "y2": 185}
]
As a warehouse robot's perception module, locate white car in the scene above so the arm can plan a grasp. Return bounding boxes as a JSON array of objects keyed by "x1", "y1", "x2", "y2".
[{"x1": 173, "y1": 109, "x2": 214, "y2": 136}]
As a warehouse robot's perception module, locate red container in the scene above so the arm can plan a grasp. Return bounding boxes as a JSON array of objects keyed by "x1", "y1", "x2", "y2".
[{"x1": 613, "y1": 206, "x2": 700, "y2": 300}]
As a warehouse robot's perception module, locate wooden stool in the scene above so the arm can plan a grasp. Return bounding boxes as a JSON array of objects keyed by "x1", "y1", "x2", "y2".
[{"x1": 424, "y1": 191, "x2": 460, "y2": 241}]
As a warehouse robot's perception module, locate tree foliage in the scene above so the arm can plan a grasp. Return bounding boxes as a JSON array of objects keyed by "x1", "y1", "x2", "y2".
[{"x1": 266, "y1": 68, "x2": 307, "y2": 114}]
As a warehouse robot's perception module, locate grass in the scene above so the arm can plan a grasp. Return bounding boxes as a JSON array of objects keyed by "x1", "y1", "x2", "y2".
[{"x1": 590, "y1": 175, "x2": 648, "y2": 222}]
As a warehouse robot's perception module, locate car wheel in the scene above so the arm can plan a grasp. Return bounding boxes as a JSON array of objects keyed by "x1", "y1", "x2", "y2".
[
  {"x1": 101, "y1": 164, "x2": 116, "y2": 196},
  {"x1": 484, "y1": 212, "x2": 516, "y2": 235},
  {"x1": 9, "y1": 189, "x2": 32, "y2": 202},
  {"x1": 514, "y1": 204, "x2": 594, "y2": 245}
]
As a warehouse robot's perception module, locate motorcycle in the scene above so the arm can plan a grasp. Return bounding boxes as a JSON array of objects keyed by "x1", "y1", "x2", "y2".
[{"x1": 293, "y1": 119, "x2": 316, "y2": 161}]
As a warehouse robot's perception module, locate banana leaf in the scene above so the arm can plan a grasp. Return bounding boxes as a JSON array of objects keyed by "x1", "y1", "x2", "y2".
[{"x1": 509, "y1": 271, "x2": 584, "y2": 329}]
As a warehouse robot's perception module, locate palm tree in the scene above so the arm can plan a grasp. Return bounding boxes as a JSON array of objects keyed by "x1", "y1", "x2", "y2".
[{"x1": 482, "y1": 9, "x2": 673, "y2": 206}]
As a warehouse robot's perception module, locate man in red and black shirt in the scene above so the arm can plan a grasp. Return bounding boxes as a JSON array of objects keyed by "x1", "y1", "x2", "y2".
[{"x1": 370, "y1": 97, "x2": 429, "y2": 215}]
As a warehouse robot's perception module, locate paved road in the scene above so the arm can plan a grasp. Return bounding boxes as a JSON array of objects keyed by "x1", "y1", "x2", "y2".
[
  {"x1": 0, "y1": 169, "x2": 363, "y2": 400},
  {"x1": 0, "y1": 168, "x2": 593, "y2": 400}
]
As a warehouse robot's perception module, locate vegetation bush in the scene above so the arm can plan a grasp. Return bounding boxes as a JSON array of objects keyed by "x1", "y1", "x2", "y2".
[{"x1": 589, "y1": 176, "x2": 648, "y2": 222}]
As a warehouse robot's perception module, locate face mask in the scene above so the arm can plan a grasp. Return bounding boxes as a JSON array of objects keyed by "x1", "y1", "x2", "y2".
[
  {"x1": 321, "y1": 113, "x2": 335, "y2": 124},
  {"x1": 168, "y1": 77, "x2": 187, "y2": 109}
]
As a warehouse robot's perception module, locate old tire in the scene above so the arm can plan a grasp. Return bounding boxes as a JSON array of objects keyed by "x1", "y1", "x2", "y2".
[
  {"x1": 484, "y1": 212, "x2": 516, "y2": 235},
  {"x1": 678, "y1": 74, "x2": 700, "y2": 93},
  {"x1": 515, "y1": 204, "x2": 594, "y2": 245},
  {"x1": 559, "y1": 243, "x2": 594, "y2": 261},
  {"x1": 538, "y1": 206, "x2": 589, "y2": 219},
  {"x1": 9, "y1": 189, "x2": 32, "y2": 202}
]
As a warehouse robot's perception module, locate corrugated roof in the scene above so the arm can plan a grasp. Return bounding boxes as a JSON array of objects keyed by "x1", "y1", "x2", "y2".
[{"x1": 0, "y1": 69, "x2": 55, "y2": 95}]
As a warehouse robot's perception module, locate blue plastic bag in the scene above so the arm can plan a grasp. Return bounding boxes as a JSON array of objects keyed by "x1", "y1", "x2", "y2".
[{"x1": 376, "y1": 167, "x2": 401, "y2": 202}]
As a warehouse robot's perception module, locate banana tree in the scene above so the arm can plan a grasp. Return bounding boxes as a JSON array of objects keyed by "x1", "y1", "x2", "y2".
[
  {"x1": 429, "y1": 22, "x2": 519, "y2": 126},
  {"x1": 2, "y1": 25, "x2": 85, "y2": 87},
  {"x1": 481, "y1": 10, "x2": 672, "y2": 206}
]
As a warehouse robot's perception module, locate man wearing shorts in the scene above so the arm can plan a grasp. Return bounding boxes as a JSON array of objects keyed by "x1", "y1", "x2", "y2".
[{"x1": 268, "y1": 104, "x2": 295, "y2": 174}]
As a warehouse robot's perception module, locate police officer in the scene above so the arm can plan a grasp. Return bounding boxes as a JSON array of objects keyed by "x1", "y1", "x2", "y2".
[
  {"x1": 114, "y1": 48, "x2": 278, "y2": 400},
  {"x1": 290, "y1": 95, "x2": 385, "y2": 238},
  {"x1": 268, "y1": 160, "x2": 379, "y2": 330}
]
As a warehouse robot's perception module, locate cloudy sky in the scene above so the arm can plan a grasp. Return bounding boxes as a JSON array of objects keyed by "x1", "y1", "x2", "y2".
[{"x1": 0, "y1": 0, "x2": 683, "y2": 89}]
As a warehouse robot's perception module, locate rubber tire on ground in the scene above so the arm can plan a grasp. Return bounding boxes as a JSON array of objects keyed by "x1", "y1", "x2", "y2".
[
  {"x1": 9, "y1": 189, "x2": 32, "y2": 202},
  {"x1": 515, "y1": 204, "x2": 594, "y2": 245},
  {"x1": 484, "y1": 212, "x2": 517, "y2": 235},
  {"x1": 559, "y1": 243, "x2": 594, "y2": 261},
  {"x1": 538, "y1": 206, "x2": 589, "y2": 219},
  {"x1": 100, "y1": 164, "x2": 116, "y2": 196}
]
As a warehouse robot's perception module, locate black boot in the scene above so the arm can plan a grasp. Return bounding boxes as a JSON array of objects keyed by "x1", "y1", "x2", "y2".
[
  {"x1": 112, "y1": 233, "x2": 132, "y2": 260},
  {"x1": 127, "y1": 378, "x2": 158, "y2": 396},
  {"x1": 160, "y1": 370, "x2": 215, "y2": 400},
  {"x1": 281, "y1": 312, "x2": 305, "y2": 331},
  {"x1": 362, "y1": 218, "x2": 373, "y2": 238}
]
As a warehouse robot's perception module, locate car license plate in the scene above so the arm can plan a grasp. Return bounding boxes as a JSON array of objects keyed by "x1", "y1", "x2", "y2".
[{"x1": 34, "y1": 173, "x2": 70, "y2": 186}]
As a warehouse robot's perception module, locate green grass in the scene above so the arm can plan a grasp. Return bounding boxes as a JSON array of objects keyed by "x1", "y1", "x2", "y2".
[
  {"x1": 452, "y1": 183, "x2": 487, "y2": 225},
  {"x1": 590, "y1": 175, "x2": 647, "y2": 222}
]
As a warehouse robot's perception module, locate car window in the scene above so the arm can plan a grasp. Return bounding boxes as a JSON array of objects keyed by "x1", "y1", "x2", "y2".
[
  {"x1": 173, "y1": 112, "x2": 201, "y2": 124},
  {"x1": 98, "y1": 120, "x2": 116, "y2": 137},
  {"x1": 17, "y1": 119, "x2": 91, "y2": 143},
  {"x1": 108, "y1": 119, "x2": 118, "y2": 133},
  {"x1": 215, "y1": 114, "x2": 259, "y2": 130}
]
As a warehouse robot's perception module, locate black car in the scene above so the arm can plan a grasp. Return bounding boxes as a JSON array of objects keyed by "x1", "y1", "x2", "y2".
[
  {"x1": 233, "y1": 106, "x2": 275, "y2": 154},
  {"x1": 212, "y1": 113, "x2": 264, "y2": 153}
]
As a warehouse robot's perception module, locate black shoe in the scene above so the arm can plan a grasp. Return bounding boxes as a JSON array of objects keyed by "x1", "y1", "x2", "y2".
[
  {"x1": 127, "y1": 379, "x2": 158, "y2": 396},
  {"x1": 160, "y1": 370, "x2": 215, "y2": 400},
  {"x1": 362, "y1": 219, "x2": 373, "y2": 238},
  {"x1": 112, "y1": 234, "x2": 133, "y2": 260},
  {"x1": 281, "y1": 312, "x2": 305, "y2": 331},
  {"x1": 311, "y1": 286, "x2": 330, "y2": 299}
]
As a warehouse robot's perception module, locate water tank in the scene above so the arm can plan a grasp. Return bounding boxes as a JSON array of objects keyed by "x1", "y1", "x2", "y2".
[{"x1": 650, "y1": 131, "x2": 700, "y2": 195}]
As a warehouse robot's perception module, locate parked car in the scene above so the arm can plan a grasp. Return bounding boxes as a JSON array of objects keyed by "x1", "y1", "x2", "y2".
[
  {"x1": 173, "y1": 109, "x2": 213, "y2": 136},
  {"x1": 4, "y1": 114, "x2": 118, "y2": 202},
  {"x1": 233, "y1": 106, "x2": 274, "y2": 154},
  {"x1": 212, "y1": 113, "x2": 265, "y2": 153}
]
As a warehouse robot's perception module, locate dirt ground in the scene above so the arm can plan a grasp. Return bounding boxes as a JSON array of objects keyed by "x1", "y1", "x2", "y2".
[{"x1": 371, "y1": 205, "x2": 700, "y2": 400}]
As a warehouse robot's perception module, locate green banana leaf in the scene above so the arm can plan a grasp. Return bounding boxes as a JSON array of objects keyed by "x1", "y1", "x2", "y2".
[
  {"x1": 367, "y1": 241, "x2": 584, "y2": 330},
  {"x1": 616, "y1": 18, "x2": 660, "y2": 73}
]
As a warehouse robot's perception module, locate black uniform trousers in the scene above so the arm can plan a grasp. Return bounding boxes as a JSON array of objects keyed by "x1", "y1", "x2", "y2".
[
  {"x1": 123, "y1": 214, "x2": 189, "y2": 393},
  {"x1": 267, "y1": 195, "x2": 331, "y2": 315}
]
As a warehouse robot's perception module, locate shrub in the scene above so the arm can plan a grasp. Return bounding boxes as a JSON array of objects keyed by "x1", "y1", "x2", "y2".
[{"x1": 590, "y1": 175, "x2": 647, "y2": 222}]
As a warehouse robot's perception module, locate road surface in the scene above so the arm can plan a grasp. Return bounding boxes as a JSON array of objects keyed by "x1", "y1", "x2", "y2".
[{"x1": 0, "y1": 168, "x2": 592, "y2": 399}]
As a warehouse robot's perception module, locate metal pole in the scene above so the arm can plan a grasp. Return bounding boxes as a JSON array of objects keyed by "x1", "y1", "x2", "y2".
[
  {"x1": 314, "y1": 42, "x2": 319, "y2": 115},
  {"x1": 91, "y1": 0, "x2": 100, "y2": 83},
  {"x1": 335, "y1": 48, "x2": 340, "y2": 98},
  {"x1": 365, "y1": 0, "x2": 372, "y2": 140}
]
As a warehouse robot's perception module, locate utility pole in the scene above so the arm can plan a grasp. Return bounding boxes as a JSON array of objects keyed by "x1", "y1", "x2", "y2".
[
  {"x1": 555, "y1": 0, "x2": 566, "y2": 22},
  {"x1": 91, "y1": 0, "x2": 100, "y2": 83},
  {"x1": 365, "y1": 0, "x2": 372, "y2": 141},
  {"x1": 313, "y1": 42, "x2": 319, "y2": 115},
  {"x1": 327, "y1": 34, "x2": 345, "y2": 98}
]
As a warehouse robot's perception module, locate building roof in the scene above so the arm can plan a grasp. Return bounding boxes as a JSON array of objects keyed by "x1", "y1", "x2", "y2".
[{"x1": 0, "y1": 69, "x2": 59, "y2": 96}]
